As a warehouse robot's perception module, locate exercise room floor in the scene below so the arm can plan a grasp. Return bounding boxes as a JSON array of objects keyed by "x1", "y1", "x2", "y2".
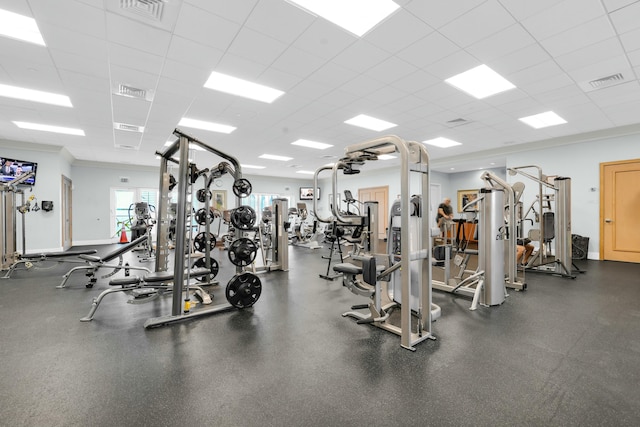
[{"x1": 1, "y1": 243, "x2": 639, "y2": 426}]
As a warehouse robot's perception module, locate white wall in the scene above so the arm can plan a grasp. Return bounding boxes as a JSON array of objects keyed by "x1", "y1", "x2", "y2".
[{"x1": 2, "y1": 141, "x2": 72, "y2": 252}]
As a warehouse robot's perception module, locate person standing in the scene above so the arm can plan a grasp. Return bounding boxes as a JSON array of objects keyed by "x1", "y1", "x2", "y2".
[{"x1": 436, "y1": 197, "x2": 454, "y2": 235}]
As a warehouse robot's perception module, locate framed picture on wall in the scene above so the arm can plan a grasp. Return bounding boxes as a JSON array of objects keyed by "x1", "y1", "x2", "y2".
[
  {"x1": 212, "y1": 190, "x2": 226, "y2": 211},
  {"x1": 457, "y1": 189, "x2": 479, "y2": 212},
  {"x1": 300, "y1": 187, "x2": 320, "y2": 200}
]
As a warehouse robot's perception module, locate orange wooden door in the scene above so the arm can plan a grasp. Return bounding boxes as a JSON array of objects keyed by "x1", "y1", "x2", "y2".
[
  {"x1": 601, "y1": 159, "x2": 640, "y2": 263},
  {"x1": 358, "y1": 186, "x2": 389, "y2": 240}
]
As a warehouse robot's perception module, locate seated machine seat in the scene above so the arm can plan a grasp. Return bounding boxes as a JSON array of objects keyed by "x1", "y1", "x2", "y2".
[
  {"x1": 21, "y1": 249, "x2": 97, "y2": 260},
  {"x1": 109, "y1": 267, "x2": 211, "y2": 286}
]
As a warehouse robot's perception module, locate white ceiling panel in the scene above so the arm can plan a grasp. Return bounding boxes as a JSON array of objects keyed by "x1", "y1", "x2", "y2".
[
  {"x1": 227, "y1": 27, "x2": 289, "y2": 67},
  {"x1": 365, "y1": 9, "x2": 433, "y2": 53},
  {"x1": 609, "y1": 0, "x2": 640, "y2": 33},
  {"x1": 439, "y1": 0, "x2": 516, "y2": 48},
  {"x1": 619, "y1": 27, "x2": 640, "y2": 52},
  {"x1": 555, "y1": 37, "x2": 626, "y2": 72},
  {"x1": 165, "y1": 36, "x2": 225, "y2": 70},
  {"x1": 567, "y1": 56, "x2": 631, "y2": 84},
  {"x1": 50, "y1": 49, "x2": 109, "y2": 79},
  {"x1": 271, "y1": 46, "x2": 325, "y2": 79},
  {"x1": 331, "y1": 40, "x2": 389, "y2": 74},
  {"x1": 521, "y1": 0, "x2": 606, "y2": 40},
  {"x1": 364, "y1": 56, "x2": 419, "y2": 85},
  {"x1": 396, "y1": 31, "x2": 460, "y2": 70},
  {"x1": 426, "y1": 50, "x2": 480, "y2": 80},
  {"x1": 245, "y1": 0, "x2": 314, "y2": 44},
  {"x1": 405, "y1": 0, "x2": 487, "y2": 29},
  {"x1": 185, "y1": 0, "x2": 259, "y2": 24},
  {"x1": 493, "y1": 43, "x2": 552, "y2": 75},
  {"x1": 498, "y1": 0, "x2": 568, "y2": 21},
  {"x1": 466, "y1": 24, "x2": 536, "y2": 63},
  {"x1": 539, "y1": 17, "x2": 615, "y2": 57},
  {"x1": 601, "y1": 0, "x2": 640, "y2": 12},
  {"x1": 30, "y1": 0, "x2": 106, "y2": 39},
  {"x1": 172, "y1": 3, "x2": 240, "y2": 51},
  {"x1": 291, "y1": 19, "x2": 357, "y2": 60}
]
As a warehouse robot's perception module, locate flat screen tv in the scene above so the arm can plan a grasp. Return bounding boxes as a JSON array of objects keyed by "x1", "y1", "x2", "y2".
[
  {"x1": 0, "y1": 156, "x2": 38, "y2": 186},
  {"x1": 300, "y1": 187, "x2": 320, "y2": 200}
]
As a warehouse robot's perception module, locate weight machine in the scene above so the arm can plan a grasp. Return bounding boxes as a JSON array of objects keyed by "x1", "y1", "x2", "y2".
[
  {"x1": 314, "y1": 135, "x2": 440, "y2": 351},
  {"x1": 254, "y1": 198, "x2": 289, "y2": 272},
  {"x1": 1, "y1": 172, "x2": 35, "y2": 271},
  {"x1": 507, "y1": 165, "x2": 579, "y2": 278}
]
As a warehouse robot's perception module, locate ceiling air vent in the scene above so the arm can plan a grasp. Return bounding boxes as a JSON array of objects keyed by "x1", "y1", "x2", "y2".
[
  {"x1": 120, "y1": 0, "x2": 166, "y2": 21},
  {"x1": 589, "y1": 73, "x2": 624, "y2": 89},
  {"x1": 116, "y1": 84, "x2": 153, "y2": 101},
  {"x1": 114, "y1": 122, "x2": 144, "y2": 133},
  {"x1": 446, "y1": 118, "x2": 470, "y2": 128}
]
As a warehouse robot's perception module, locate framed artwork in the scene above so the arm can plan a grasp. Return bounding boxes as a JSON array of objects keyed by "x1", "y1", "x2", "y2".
[
  {"x1": 457, "y1": 189, "x2": 479, "y2": 212},
  {"x1": 212, "y1": 190, "x2": 226, "y2": 211}
]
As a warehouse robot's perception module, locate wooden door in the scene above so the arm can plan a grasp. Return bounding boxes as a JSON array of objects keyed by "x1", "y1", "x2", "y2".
[
  {"x1": 61, "y1": 175, "x2": 72, "y2": 250},
  {"x1": 601, "y1": 159, "x2": 640, "y2": 262},
  {"x1": 358, "y1": 186, "x2": 388, "y2": 241}
]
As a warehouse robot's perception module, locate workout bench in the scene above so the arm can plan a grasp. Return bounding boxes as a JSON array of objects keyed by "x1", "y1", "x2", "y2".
[
  {"x1": 58, "y1": 235, "x2": 151, "y2": 289},
  {"x1": 1, "y1": 248, "x2": 98, "y2": 279},
  {"x1": 80, "y1": 267, "x2": 212, "y2": 322}
]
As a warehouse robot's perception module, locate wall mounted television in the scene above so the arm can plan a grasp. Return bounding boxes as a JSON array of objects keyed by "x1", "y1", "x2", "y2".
[
  {"x1": 299, "y1": 187, "x2": 320, "y2": 200},
  {"x1": 0, "y1": 156, "x2": 38, "y2": 186}
]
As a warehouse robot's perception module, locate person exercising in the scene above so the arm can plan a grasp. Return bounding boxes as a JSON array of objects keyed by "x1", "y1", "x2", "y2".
[
  {"x1": 436, "y1": 197, "x2": 454, "y2": 235},
  {"x1": 517, "y1": 238, "x2": 534, "y2": 266}
]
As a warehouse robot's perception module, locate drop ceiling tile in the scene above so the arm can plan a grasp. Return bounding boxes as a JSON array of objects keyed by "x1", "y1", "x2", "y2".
[
  {"x1": 466, "y1": 24, "x2": 537, "y2": 63},
  {"x1": 0, "y1": 38, "x2": 56, "y2": 69},
  {"x1": 109, "y1": 65, "x2": 160, "y2": 95},
  {"x1": 365, "y1": 9, "x2": 433, "y2": 53},
  {"x1": 1, "y1": 63, "x2": 65, "y2": 92},
  {"x1": 227, "y1": 27, "x2": 289, "y2": 67},
  {"x1": 439, "y1": 0, "x2": 516, "y2": 47},
  {"x1": 173, "y1": 3, "x2": 240, "y2": 51},
  {"x1": 539, "y1": 17, "x2": 615, "y2": 57},
  {"x1": 50, "y1": 48, "x2": 109, "y2": 79},
  {"x1": 161, "y1": 59, "x2": 211, "y2": 87},
  {"x1": 619, "y1": 27, "x2": 640, "y2": 52},
  {"x1": 405, "y1": 0, "x2": 486, "y2": 29},
  {"x1": 587, "y1": 80, "x2": 640, "y2": 106},
  {"x1": 628, "y1": 49, "x2": 640, "y2": 67},
  {"x1": 166, "y1": 36, "x2": 225, "y2": 70},
  {"x1": 396, "y1": 31, "x2": 460, "y2": 69},
  {"x1": 521, "y1": 0, "x2": 605, "y2": 40},
  {"x1": 111, "y1": 95, "x2": 150, "y2": 124},
  {"x1": 508, "y1": 60, "x2": 566, "y2": 87},
  {"x1": 499, "y1": 0, "x2": 571, "y2": 21},
  {"x1": 215, "y1": 53, "x2": 269, "y2": 80},
  {"x1": 555, "y1": 37, "x2": 626, "y2": 72},
  {"x1": 245, "y1": 0, "x2": 314, "y2": 44},
  {"x1": 30, "y1": 0, "x2": 106, "y2": 39},
  {"x1": 521, "y1": 73, "x2": 575, "y2": 96},
  {"x1": 493, "y1": 43, "x2": 552, "y2": 75},
  {"x1": 105, "y1": 13, "x2": 172, "y2": 58},
  {"x1": 0, "y1": 0, "x2": 31, "y2": 15},
  {"x1": 389, "y1": 69, "x2": 440, "y2": 94},
  {"x1": 331, "y1": 40, "x2": 390, "y2": 74},
  {"x1": 185, "y1": 0, "x2": 258, "y2": 24},
  {"x1": 292, "y1": 19, "x2": 357, "y2": 60},
  {"x1": 37, "y1": 22, "x2": 108, "y2": 60},
  {"x1": 364, "y1": 56, "x2": 418, "y2": 85},
  {"x1": 609, "y1": 0, "x2": 640, "y2": 33},
  {"x1": 257, "y1": 67, "x2": 303, "y2": 92},
  {"x1": 426, "y1": 50, "x2": 479, "y2": 80},
  {"x1": 108, "y1": 44, "x2": 164, "y2": 76},
  {"x1": 271, "y1": 46, "x2": 325, "y2": 79},
  {"x1": 602, "y1": 0, "x2": 640, "y2": 12}
]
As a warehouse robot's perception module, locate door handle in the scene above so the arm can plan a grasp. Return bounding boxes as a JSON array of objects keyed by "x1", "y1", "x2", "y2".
[{"x1": 605, "y1": 218, "x2": 613, "y2": 223}]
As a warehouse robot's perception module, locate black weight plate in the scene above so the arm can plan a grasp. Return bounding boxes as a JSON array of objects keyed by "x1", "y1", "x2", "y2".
[
  {"x1": 227, "y1": 237, "x2": 258, "y2": 267},
  {"x1": 225, "y1": 273, "x2": 261, "y2": 308},
  {"x1": 193, "y1": 232, "x2": 216, "y2": 253},
  {"x1": 192, "y1": 257, "x2": 219, "y2": 282},
  {"x1": 196, "y1": 188, "x2": 212, "y2": 203},
  {"x1": 230, "y1": 205, "x2": 256, "y2": 230},
  {"x1": 232, "y1": 178, "x2": 252, "y2": 198},
  {"x1": 195, "y1": 208, "x2": 214, "y2": 226}
]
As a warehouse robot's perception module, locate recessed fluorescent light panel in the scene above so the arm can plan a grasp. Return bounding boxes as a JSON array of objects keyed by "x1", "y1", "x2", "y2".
[
  {"x1": 241, "y1": 164, "x2": 266, "y2": 169},
  {"x1": 0, "y1": 9, "x2": 45, "y2": 46},
  {"x1": 378, "y1": 154, "x2": 396, "y2": 160},
  {"x1": 296, "y1": 170, "x2": 315, "y2": 175},
  {"x1": 178, "y1": 118, "x2": 236, "y2": 134},
  {"x1": 13, "y1": 121, "x2": 84, "y2": 136},
  {"x1": 259, "y1": 154, "x2": 293, "y2": 161},
  {"x1": 423, "y1": 137, "x2": 462, "y2": 148},
  {"x1": 287, "y1": 0, "x2": 400, "y2": 37},
  {"x1": 0, "y1": 83, "x2": 72, "y2": 107},
  {"x1": 291, "y1": 139, "x2": 333, "y2": 150},
  {"x1": 518, "y1": 111, "x2": 567, "y2": 129},
  {"x1": 204, "y1": 71, "x2": 284, "y2": 103},
  {"x1": 445, "y1": 64, "x2": 515, "y2": 99},
  {"x1": 344, "y1": 114, "x2": 397, "y2": 131}
]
